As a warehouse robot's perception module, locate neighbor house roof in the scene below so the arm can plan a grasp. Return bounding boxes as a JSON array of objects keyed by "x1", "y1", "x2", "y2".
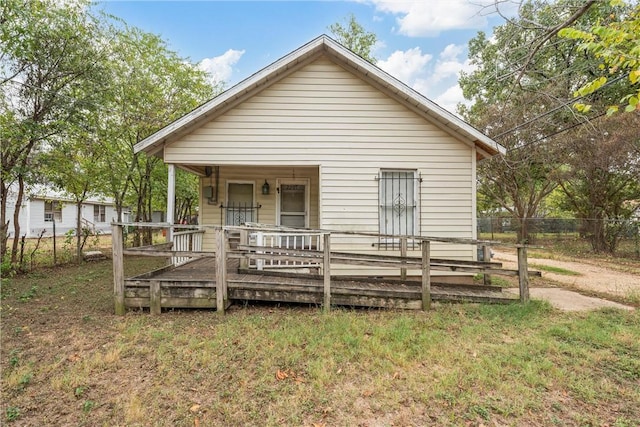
[{"x1": 134, "y1": 34, "x2": 505, "y2": 159}]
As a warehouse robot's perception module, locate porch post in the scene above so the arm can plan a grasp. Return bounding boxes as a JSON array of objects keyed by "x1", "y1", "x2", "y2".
[{"x1": 166, "y1": 163, "x2": 175, "y2": 242}]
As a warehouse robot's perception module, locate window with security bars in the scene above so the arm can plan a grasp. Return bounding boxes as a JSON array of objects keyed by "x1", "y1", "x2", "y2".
[{"x1": 378, "y1": 170, "x2": 418, "y2": 249}]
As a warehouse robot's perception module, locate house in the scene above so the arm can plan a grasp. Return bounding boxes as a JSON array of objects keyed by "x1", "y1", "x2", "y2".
[
  {"x1": 134, "y1": 35, "x2": 504, "y2": 273},
  {"x1": 4, "y1": 185, "x2": 127, "y2": 238}
]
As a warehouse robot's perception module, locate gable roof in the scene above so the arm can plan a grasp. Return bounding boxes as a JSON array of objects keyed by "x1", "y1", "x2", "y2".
[{"x1": 134, "y1": 34, "x2": 505, "y2": 159}]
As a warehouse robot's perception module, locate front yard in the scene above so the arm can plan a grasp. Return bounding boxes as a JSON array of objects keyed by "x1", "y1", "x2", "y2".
[{"x1": 1, "y1": 255, "x2": 639, "y2": 426}]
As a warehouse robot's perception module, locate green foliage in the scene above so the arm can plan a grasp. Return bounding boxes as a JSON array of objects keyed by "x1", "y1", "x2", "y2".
[
  {"x1": 5, "y1": 406, "x2": 20, "y2": 422},
  {"x1": 329, "y1": 14, "x2": 378, "y2": 63},
  {"x1": 559, "y1": 1, "x2": 640, "y2": 114},
  {"x1": 82, "y1": 400, "x2": 95, "y2": 413},
  {"x1": 461, "y1": 0, "x2": 638, "y2": 251},
  {"x1": 18, "y1": 285, "x2": 37, "y2": 302}
]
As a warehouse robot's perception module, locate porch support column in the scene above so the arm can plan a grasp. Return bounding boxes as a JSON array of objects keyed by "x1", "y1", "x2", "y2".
[{"x1": 166, "y1": 163, "x2": 175, "y2": 242}]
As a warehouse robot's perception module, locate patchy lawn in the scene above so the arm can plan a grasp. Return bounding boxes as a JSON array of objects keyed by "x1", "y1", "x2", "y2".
[{"x1": 1, "y1": 257, "x2": 639, "y2": 426}]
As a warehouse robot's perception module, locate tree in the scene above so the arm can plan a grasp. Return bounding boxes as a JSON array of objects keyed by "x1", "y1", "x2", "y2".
[
  {"x1": 0, "y1": 0, "x2": 106, "y2": 262},
  {"x1": 460, "y1": 0, "x2": 627, "y2": 244},
  {"x1": 559, "y1": 0, "x2": 640, "y2": 114},
  {"x1": 94, "y1": 25, "x2": 215, "y2": 245},
  {"x1": 555, "y1": 113, "x2": 640, "y2": 252},
  {"x1": 329, "y1": 14, "x2": 377, "y2": 63}
]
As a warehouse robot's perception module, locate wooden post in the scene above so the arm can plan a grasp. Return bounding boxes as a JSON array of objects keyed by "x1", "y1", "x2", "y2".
[
  {"x1": 421, "y1": 240, "x2": 431, "y2": 310},
  {"x1": 239, "y1": 229, "x2": 249, "y2": 270},
  {"x1": 517, "y1": 246, "x2": 530, "y2": 303},
  {"x1": 323, "y1": 233, "x2": 331, "y2": 312},
  {"x1": 216, "y1": 228, "x2": 227, "y2": 314},
  {"x1": 112, "y1": 224, "x2": 125, "y2": 315},
  {"x1": 482, "y1": 245, "x2": 492, "y2": 285},
  {"x1": 166, "y1": 164, "x2": 175, "y2": 242},
  {"x1": 400, "y1": 236, "x2": 407, "y2": 281},
  {"x1": 150, "y1": 280, "x2": 161, "y2": 315}
]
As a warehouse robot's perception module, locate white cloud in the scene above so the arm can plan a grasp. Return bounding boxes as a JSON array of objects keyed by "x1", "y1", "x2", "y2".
[
  {"x1": 197, "y1": 49, "x2": 245, "y2": 85},
  {"x1": 434, "y1": 84, "x2": 469, "y2": 114},
  {"x1": 365, "y1": 0, "x2": 492, "y2": 36},
  {"x1": 377, "y1": 47, "x2": 432, "y2": 85},
  {"x1": 378, "y1": 43, "x2": 475, "y2": 116}
]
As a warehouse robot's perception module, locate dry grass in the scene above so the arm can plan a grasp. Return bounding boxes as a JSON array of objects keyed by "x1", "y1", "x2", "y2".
[{"x1": 1, "y1": 257, "x2": 639, "y2": 426}]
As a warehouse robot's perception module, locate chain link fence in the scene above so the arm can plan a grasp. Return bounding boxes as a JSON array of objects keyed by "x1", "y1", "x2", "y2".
[{"x1": 477, "y1": 217, "x2": 640, "y2": 256}]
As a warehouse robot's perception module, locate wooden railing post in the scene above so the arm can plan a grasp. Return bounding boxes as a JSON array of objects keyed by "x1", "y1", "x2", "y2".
[
  {"x1": 112, "y1": 224, "x2": 125, "y2": 315},
  {"x1": 517, "y1": 246, "x2": 530, "y2": 303},
  {"x1": 421, "y1": 240, "x2": 431, "y2": 310},
  {"x1": 150, "y1": 280, "x2": 161, "y2": 315},
  {"x1": 323, "y1": 233, "x2": 331, "y2": 312},
  {"x1": 216, "y1": 228, "x2": 228, "y2": 314},
  {"x1": 482, "y1": 245, "x2": 492, "y2": 285},
  {"x1": 400, "y1": 236, "x2": 407, "y2": 281}
]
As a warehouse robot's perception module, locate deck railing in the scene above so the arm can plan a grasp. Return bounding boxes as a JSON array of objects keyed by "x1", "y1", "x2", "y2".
[
  {"x1": 172, "y1": 228, "x2": 205, "y2": 266},
  {"x1": 250, "y1": 231, "x2": 323, "y2": 270},
  {"x1": 112, "y1": 222, "x2": 537, "y2": 315}
]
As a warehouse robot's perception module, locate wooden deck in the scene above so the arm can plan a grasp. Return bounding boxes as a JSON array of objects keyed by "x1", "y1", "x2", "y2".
[
  {"x1": 113, "y1": 224, "x2": 540, "y2": 315},
  {"x1": 124, "y1": 258, "x2": 517, "y2": 311}
]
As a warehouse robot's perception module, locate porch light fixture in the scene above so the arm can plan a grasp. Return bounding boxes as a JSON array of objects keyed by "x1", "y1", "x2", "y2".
[{"x1": 262, "y1": 180, "x2": 270, "y2": 195}]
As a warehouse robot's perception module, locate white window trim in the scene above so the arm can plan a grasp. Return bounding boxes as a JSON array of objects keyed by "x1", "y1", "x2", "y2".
[{"x1": 44, "y1": 200, "x2": 63, "y2": 223}]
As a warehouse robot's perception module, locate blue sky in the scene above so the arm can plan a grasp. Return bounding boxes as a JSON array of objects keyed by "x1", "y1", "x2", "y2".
[{"x1": 97, "y1": 1, "x2": 515, "y2": 113}]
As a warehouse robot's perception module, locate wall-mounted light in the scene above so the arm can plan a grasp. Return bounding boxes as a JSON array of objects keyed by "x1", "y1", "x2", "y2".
[{"x1": 262, "y1": 180, "x2": 270, "y2": 195}]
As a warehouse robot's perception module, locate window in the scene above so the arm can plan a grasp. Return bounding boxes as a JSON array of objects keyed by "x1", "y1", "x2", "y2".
[
  {"x1": 94, "y1": 205, "x2": 106, "y2": 223},
  {"x1": 44, "y1": 201, "x2": 62, "y2": 222},
  {"x1": 378, "y1": 170, "x2": 418, "y2": 247}
]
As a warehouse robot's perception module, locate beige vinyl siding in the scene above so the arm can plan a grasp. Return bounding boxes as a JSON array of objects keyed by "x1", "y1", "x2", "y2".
[{"x1": 165, "y1": 56, "x2": 475, "y2": 262}]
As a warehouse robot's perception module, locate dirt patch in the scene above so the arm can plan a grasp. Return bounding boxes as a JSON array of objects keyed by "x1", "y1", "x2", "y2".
[{"x1": 494, "y1": 248, "x2": 639, "y2": 309}]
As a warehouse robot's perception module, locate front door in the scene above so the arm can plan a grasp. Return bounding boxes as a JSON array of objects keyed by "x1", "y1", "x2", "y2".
[{"x1": 277, "y1": 179, "x2": 308, "y2": 228}]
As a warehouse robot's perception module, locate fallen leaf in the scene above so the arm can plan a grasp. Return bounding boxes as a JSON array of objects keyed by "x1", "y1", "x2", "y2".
[
  {"x1": 67, "y1": 353, "x2": 81, "y2": 362},
  {"x1": 362, "y1": 389, "x2": 373, "y2": 397},
  {"x1": 392, "y1": 372, "x2": 399, "y2": 380},
  {"x1": 276, "y1": 369, "x2": 289, "y2": 381},
  {"x1": 194, "y1": 418, "x2": 200, "y2": 427},
  {"x1": 190, "y1": 404, "x2": 201, "y2": 413}
]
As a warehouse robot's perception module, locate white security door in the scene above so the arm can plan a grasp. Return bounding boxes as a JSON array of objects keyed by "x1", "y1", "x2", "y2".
[{"x1": 277, "y1": 180, "x2": 308, "y2": 228}]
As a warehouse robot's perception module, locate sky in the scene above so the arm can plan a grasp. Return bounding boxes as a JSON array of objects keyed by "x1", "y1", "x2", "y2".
[{"x1": 97, "y1": 1, "x2": 516, "y2": 114}]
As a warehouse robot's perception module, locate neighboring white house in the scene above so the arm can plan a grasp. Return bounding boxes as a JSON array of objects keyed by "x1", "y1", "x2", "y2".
[
  {"x1": 134, "y1": 35, "x2": 505, "y2": 273},
  {"x1": 4, "y1": 185, "x2": 128, "y2": 238}
]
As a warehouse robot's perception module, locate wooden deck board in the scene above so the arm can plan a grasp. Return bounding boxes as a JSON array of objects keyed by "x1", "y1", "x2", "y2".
[{"x1": 123, "y1": 257, "x2": 517, "y2": 309}]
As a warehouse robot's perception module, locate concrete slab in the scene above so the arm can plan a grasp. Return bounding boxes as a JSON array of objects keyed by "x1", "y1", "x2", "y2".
[{"x1": 506, "y1": 287, "x2": 634, "y2": 312}]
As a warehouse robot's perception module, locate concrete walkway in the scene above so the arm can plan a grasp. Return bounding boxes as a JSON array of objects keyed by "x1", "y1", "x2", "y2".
[{"x1": 506, "y1": 287, "x2": 635, "y2": 312}]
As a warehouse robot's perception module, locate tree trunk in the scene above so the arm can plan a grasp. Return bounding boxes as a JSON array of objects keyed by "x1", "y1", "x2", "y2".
[
  {"x1": 0, "y1": 180, "x2": 9, "y2": 261},
  {"x1": 76, "y1": 200, "x2": 83, "y2": 264},
  {"x1": 10, "y1": 175, "x2": 25, "y2": 263}
]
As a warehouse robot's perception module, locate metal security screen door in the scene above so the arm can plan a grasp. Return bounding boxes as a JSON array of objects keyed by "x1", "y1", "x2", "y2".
[
  {"x1": 278, "y1": 180, "x2": 308, "y2": 228},
  {"x1": 378, "y1": 170, "x2": 418, "y2": 248},
  {"x1": 226, "y1": 182, "x2": 255, "y2": 225}
]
